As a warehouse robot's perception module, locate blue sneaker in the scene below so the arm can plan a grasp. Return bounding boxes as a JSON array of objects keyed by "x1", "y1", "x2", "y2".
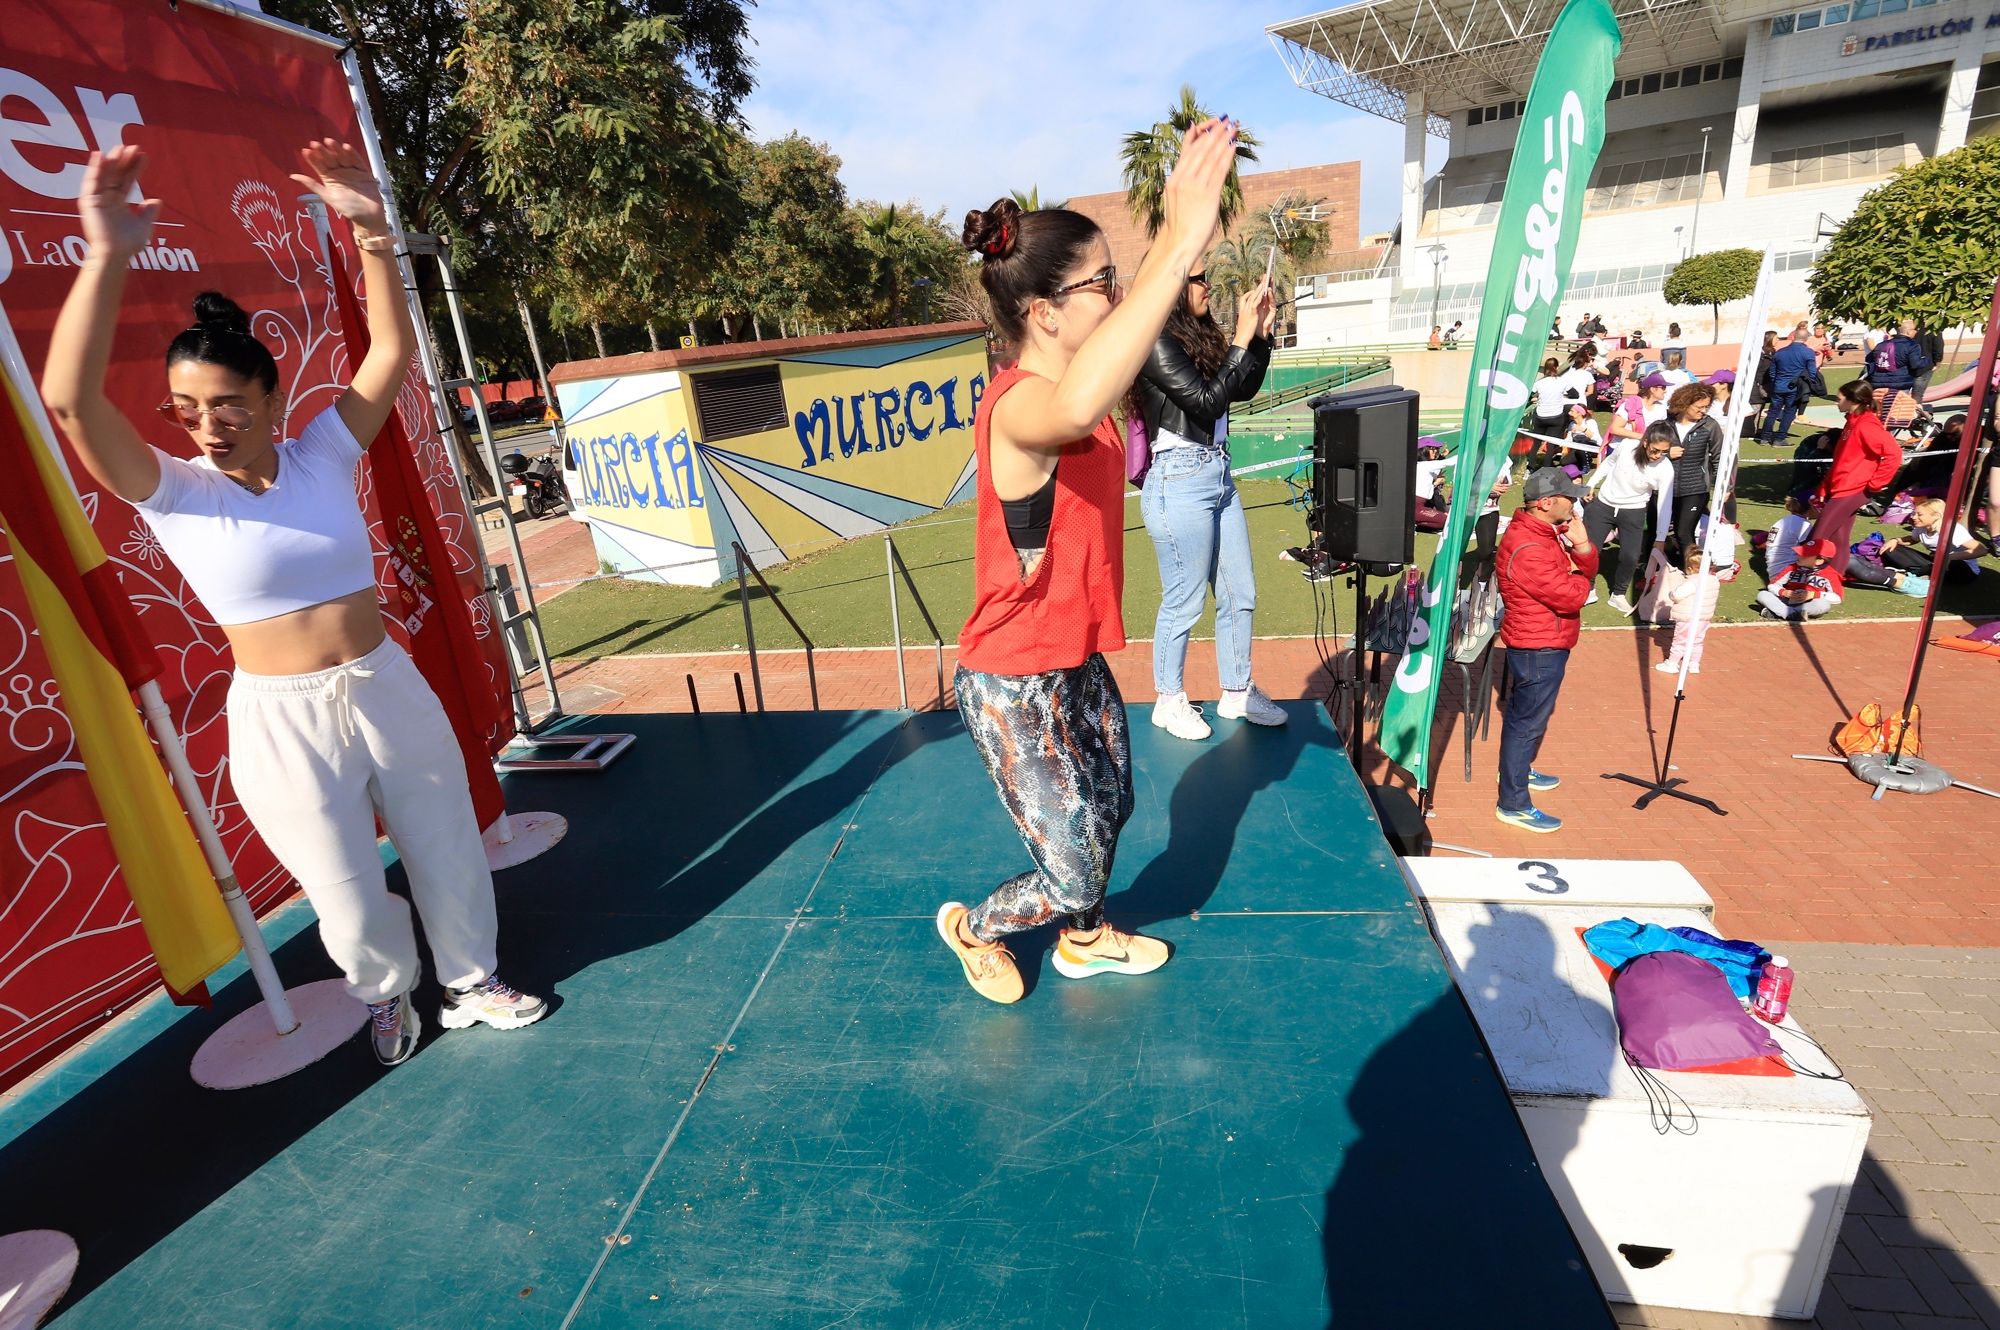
[
  {"x1": 1495, "y1": 806, "x2": 1563, "y2": 834},
  {"x1": 1528, "y1": 769, "x2": 1561, "y2": 791}
]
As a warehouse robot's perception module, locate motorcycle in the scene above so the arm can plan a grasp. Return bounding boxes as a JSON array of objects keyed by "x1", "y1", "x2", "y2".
[{"x1": 502, "y1": 449, "x2": 569, "y2": 519}]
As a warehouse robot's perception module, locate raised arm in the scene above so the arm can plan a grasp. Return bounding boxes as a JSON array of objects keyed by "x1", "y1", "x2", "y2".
[
  {"x1": 1141, "y1": 314, "x2": 1271, "y2": 423},
  {"x1": 995, "y1": 120, "x2": 1237, "y2": 450},
  {"x1": 40, "y1": 147, "x2": 162, "y2": 502},
  {"x1": 290, "y1": 139, "x2": 415, "y2": 446}
]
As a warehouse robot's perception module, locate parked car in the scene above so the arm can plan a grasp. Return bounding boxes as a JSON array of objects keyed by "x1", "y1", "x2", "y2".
[{"x1": 513, "y1": 395, "x2": 546, "y2": 420}]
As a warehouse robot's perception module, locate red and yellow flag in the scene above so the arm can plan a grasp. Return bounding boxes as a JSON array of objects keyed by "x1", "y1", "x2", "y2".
[{"x1": 0, "y1": 366, "x2": 236, "y2": 1002}]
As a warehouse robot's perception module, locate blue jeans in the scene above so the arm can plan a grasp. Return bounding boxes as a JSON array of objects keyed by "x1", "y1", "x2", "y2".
[
  {"x1": 1141, "y1": 444, "x2": 1255, "y2": 695},
  {"x1": 1497, "y1": 647, "x2": 1570, "y2": 812},
  {"x1": 1761, "y1": 387, "x2": 1805, "y2": 443}
]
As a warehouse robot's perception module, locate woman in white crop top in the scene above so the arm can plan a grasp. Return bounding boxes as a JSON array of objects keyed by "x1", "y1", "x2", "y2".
[{"x1": 41, "y1": 141, "x2": 543, "y2": 1067}]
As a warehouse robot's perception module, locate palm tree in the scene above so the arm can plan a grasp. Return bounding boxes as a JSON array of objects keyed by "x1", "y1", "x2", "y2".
[
  {"x1": 1008, "y1": 186, "x2": 1068, "y2": 211},
  {"x1": 1203, "y1": 192, "x2": 1334, "y2": 341},
  {"x1": 862, "y1": 203, "x2": 904, "y2": 325},
  {"x1": 1120, "y1": 86, "x2": 1261, "y2": 239}
]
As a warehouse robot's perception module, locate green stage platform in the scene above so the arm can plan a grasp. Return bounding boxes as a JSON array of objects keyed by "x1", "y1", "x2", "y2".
[{"x1": 0, "y1": 704, "x2": 1610, "y2": 1328}]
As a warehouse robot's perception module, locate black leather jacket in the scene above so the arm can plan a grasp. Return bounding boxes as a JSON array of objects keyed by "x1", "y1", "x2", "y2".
[{"x1": 1134, "y1": 333, "x2": 1272, "y2": 446}]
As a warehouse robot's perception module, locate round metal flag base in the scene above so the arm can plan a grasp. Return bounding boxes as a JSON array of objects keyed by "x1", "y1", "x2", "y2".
[
  {"x1": 190, "y1": 978, "x2": 368, "y2": 1090},
  {"x1": 1847, "y1": 752, "x2": 1953, "y2": 796},
  {"x1": 483, "y1": 810, "x2": 567, "y2": 870},
  {"x1": 0, "y1": 1230, "x2": 78, "y2": 1330}
]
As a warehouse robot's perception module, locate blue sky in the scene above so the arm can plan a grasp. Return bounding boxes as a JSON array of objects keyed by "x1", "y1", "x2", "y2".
[{"x1": 741, "y1": 0, "x2": 1447, "y2": 238}]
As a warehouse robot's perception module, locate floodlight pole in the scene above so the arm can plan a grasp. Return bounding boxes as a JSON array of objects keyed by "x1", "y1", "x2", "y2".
[
  {"x1": 1689, "y1": 127, "x2": 1713, "y2": 254},
  {"x1": 1425, "y1": 244, "x2": 1447, "y2": 329}
]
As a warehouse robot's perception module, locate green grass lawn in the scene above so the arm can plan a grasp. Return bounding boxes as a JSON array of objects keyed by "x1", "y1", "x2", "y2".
[{"x1": 541, "y1": 403, "x2": 1996, "y2": 660}]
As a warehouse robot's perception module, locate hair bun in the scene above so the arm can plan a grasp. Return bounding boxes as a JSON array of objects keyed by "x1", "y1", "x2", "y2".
[
  {"x1": 190, "y1": 290, "x2": 252, "y2": 336},
  {"x1": 962, "y1": 197, "x2": 1023, "y2": 260}
]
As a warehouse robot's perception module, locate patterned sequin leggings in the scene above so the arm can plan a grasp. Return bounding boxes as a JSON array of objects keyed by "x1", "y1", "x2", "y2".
[{"x1": 955, "y1": 653, "x2": 1134, "y2": 943}]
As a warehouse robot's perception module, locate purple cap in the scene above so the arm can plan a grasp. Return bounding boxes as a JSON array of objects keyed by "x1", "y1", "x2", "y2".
[
  {"x1": 1706, "y1": 369, "x2": 1737, "y2": 385},
  {"x1": 1641, "y1": 372, "x2": 1669, "y2": 389}
]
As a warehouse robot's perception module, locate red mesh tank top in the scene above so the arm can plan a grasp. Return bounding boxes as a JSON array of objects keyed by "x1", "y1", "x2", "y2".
[{"x1": 957, "y1": 367, "x2": 1126, "y2": 675}]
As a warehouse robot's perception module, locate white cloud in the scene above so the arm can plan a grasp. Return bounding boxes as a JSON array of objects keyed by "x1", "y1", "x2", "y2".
[{"x1": 741, "y1": 0, "x2": 1436, "y2": 231}]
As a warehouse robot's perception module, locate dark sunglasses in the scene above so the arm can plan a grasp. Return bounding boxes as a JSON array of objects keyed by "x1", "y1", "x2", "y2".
[
  {"x1": 1187, "y1": 272, "x2": 1210, "y2": 287},
  {"x1": 158, "y1": 400, "x2": 256, "y2": 432},
  {"x1": 1053, "y1": 265, "x2": 1118, "y2": 301}
]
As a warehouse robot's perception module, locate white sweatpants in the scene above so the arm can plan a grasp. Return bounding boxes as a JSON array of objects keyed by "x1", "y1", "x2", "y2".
[{"x1": 228, "y1": 637, "x2": 498, "y2": 1004}]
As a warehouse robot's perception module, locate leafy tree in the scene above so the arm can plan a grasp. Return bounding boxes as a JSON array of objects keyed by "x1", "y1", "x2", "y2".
[
  {"x1": 1119, "y1": 86, "x2": 1260, "y2": 240},
  {"x1": 1008, "y1": 186, "x2": 1067, "y2": 211},
  {"x1": 458, "y1": 0, "x2": 743, "y2": 338},
  {"x1": 717, "y1": 134, "x2": 865, "y2": 339},
  {"x1": 266, "y1": 0, "x2": 754, "y2": 347},
  {"x1": 1810, "y1": 136, "x2": 2000, "y2": 331},
  {"x1": 1664, "y1": 248, "x2": 1763, "y2": 342}
]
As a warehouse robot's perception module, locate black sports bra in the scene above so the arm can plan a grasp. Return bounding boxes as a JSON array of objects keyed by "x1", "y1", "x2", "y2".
[{"x1": 1001, "y1": 466, "x2": 1057, "y2": 551}]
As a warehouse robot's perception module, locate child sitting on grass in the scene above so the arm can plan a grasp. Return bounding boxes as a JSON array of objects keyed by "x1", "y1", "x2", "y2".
[
  {"x1": 1754, "y1": 538, "x2": 1843, "y2": 620},
  {"x1": 1658, "y1": 544, "x2": 1723, "y2": 674},
  {"x1": 1884, "y1": 497, "x2": 1983, "y2": 583},
  {"x1": 1765, "y1": 494, "x2": 1813, "y2": 584}
]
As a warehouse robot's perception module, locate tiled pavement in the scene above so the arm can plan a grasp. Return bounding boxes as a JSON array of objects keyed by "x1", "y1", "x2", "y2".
[{"x1": 516, "y1": 527, "x2": 2000, "y2": 1327}]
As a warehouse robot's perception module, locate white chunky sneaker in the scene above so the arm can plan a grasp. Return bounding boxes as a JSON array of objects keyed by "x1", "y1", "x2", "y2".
[
  {"x1": 1216, "y1": 684, "x2": 1287, "y2": 726},
  {"x1": 438, "y1": 975, "x2": 548, "y2": 1030},
  {"x1": 1150, "y1": 692, "x2": 1212, "y2": 741}
]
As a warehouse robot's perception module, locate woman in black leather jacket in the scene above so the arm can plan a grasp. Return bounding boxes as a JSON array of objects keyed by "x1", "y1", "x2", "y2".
[{"x1": 1131, "y1": 267, "x2": 1278, "y2": 739}]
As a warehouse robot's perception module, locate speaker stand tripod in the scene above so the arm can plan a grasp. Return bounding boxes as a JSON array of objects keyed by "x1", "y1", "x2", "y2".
[{"x1": 1331, "y1": 563, "x2": 1370, "y2": 765}]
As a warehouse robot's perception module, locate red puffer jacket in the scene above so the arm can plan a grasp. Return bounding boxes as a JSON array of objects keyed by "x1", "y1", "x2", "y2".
[{"x1": 1497, "y1": 511, "x2": 1600, "y2": 650}]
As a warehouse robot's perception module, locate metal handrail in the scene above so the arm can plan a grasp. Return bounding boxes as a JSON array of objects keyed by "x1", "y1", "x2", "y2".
[
  {"x1": 730, "y1": 542, "x2": 820, "y2": 712},
  {"x1": 1241, "y1": 357, "x2": 1393, "y2": 415},
  {"x1": 884, "y1": 534, "x2": 947, "y2": 712}
]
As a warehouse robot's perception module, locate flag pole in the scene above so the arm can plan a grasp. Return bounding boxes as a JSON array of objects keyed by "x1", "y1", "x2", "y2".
[
  {"x1": 0, "y1": 302, "x2": 367, "y2": 1089},
  {"x1": 1601, "y1": 247, "x2": 1777, "y2": 814},
  {"x1": 132, "y1": 683, "x2": 295, "y2": 1033},
  {"x1": 1883, "y1": 279, "x2": 2000, "y2": 771}
]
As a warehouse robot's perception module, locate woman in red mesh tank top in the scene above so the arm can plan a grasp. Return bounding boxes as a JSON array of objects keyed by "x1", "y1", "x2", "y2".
[{"x1": 935, "y1": 117, "x2": 1239, "y2": 1004}]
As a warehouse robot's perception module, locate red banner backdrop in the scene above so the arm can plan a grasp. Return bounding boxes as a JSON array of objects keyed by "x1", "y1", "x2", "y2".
[{"x1": 0, "y1": 0, "x2": 513, "y2": 1088}]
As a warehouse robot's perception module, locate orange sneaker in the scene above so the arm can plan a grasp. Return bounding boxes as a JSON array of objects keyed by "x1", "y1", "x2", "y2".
[
  {"x1": 1052, "y1": 922, "x2": 1171, "y2": 979},
  {"x1": 936, "y1": 903, "x2": 1024, "y2": 1004}
]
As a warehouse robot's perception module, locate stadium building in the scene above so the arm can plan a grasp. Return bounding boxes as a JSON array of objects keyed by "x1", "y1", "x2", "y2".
[{"x1": 1269, "y1": 0, "x2": 2000, "y2": 345}]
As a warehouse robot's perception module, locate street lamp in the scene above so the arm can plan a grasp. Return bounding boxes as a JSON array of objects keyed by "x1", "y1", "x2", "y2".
[
  {"x1": 913, "y1": 277, "x2": 933, "y2": 325},
  {"x1": 1689, "y1": 126, "x2": 1713, "y2": 255},
  {"x1": 1424, "y1": 243, "x2": 1447, "y2": 329},
  {"x1": 1673, "y1": 225, "x2": 1685, "y2": 261}
]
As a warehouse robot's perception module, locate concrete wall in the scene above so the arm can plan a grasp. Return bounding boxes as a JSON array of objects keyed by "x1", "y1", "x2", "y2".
[{"x1": 1758, "y1": 0, "x2": 2000, "y2": 92}]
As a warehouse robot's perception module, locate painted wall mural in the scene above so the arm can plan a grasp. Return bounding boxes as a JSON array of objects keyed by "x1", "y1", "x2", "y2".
[{"x1": 552, "y1": 328, "x2": 988, "y2": 585}]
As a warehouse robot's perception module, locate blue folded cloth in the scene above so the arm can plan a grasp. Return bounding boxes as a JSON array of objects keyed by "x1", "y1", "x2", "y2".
[{"x1": 1583, "y1": 918, "x2": 1772, "y2": 1000}]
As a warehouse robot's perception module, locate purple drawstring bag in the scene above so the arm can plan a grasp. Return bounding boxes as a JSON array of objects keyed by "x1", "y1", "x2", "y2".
[
  {"x1": 1125, "y1": 413, "x2": 1151, "y2": 487},
  {"x1": 1613, "y1": 952, "x2": 1782, "y2": 1071}
]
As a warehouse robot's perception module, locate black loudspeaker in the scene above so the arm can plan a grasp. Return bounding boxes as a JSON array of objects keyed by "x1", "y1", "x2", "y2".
[{"x1": 1310, "y1": 385, "x2": 1419, "y2": 568}]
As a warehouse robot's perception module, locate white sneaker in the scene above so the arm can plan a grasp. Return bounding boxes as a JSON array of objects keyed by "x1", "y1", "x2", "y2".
[
  {"x1": 1654, "y1": 659, "x2": 1682, "y2": 673},
  {"x1": 1151, "y1": 692, "x2": 1212, "y2": 741},
  {"x1": 1607, "y1": 594, "x2": 1636, "y2": 616},
  {"x1": 1584, "y1": 590, "x2": 1599, "y2": 606},
  {"x1": 1217, "y1": 684, "x2": 1288, "y2": 726}
]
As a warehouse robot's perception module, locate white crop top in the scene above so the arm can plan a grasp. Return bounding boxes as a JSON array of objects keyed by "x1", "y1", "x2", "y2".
[{"x1": 131, "y1": 408, "x2": 375, "y2": 626}]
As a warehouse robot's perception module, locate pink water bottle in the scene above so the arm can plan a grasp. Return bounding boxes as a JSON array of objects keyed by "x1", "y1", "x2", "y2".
[{"x1": 1752, "y1": 957, "x2": 1794, "y2": 1024}]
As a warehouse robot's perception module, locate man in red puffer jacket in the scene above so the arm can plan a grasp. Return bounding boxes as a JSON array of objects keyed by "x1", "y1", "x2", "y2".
[{"x1": 1494, "y1": 468, "x2": 1599, "y2": 833}]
